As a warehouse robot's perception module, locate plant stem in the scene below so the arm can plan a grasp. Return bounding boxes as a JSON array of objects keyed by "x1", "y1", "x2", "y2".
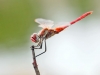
[{"x1": 31, "y1": 46, "x2": 40, "y2": 75}]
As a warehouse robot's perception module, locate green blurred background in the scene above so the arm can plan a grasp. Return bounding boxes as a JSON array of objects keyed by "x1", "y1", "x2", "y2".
[{"x1": 0, "y1": 0, "x2": 100, "y2": 75}]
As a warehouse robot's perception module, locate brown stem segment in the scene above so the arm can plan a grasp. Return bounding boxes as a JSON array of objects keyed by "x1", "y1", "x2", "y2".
[
  {"x1": 70, "y1": 11, "x2": 93, "y2": 25},
  {"x1": 31, "y1": 46, "x2": 40, "y2": 75}
]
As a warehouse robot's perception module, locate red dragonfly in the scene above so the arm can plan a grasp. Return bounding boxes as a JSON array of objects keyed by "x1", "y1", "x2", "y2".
[{"x1": 31, "y1": 11, "x2": 93, "y2": 57}]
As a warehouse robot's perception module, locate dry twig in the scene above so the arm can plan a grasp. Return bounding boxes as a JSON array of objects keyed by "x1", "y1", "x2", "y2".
[{"x1": 31, "y1": 46, "x2": 40, "y2": 75}]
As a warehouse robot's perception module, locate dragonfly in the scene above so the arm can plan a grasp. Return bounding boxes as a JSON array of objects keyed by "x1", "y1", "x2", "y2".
[{"x1": 31, "y1": 11, "x2": 93, "y2": 57}]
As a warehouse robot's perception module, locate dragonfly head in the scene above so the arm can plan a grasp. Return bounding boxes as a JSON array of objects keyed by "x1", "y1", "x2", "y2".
[{"x1": 31, "y1": 33, "x2": 39, "y2": 43}]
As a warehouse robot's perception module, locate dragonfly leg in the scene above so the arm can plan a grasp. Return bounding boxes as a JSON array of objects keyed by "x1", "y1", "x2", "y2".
[
  {"x1": 35, "y1": 38, "x2": 47, "y2": 57},
  {"x1": 34, "y1": 40, "x2": 43, "y2": 49},
  {"x1": 34, "y1": 37, "x2": 43, "y2": 49},
  {"x1": 34, "y1": 30, "x2": 48, "y2": 48},
  {"x1": 33, "y1": 30, "x2": 48, "y2": 57}
]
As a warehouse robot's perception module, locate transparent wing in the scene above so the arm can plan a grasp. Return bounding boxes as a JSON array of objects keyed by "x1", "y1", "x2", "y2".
[
  {"x1": 35, "y1": 18, "x2": 54, "y2": 28},
  {"x1": 55, "y1": 22, "x2": 71, "y2": 27}
]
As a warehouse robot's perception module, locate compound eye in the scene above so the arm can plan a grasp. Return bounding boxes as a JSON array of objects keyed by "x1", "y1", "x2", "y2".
[
  {"x1": 31, "y1": 33, "x2": 39, "y2": 43},
  {"x1": 31, "y1": 35, "x2": 36, "y2": 42}
]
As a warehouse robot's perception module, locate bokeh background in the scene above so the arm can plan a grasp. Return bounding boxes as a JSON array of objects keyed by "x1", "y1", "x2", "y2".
[{"x1": 0, "y1": 0, "x2": 100, "y2": 75}]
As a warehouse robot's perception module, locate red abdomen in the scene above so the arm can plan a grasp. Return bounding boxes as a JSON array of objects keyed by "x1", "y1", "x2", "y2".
[{"x1": 54, "y1": 25, "x2": 69, "y2": 33}]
